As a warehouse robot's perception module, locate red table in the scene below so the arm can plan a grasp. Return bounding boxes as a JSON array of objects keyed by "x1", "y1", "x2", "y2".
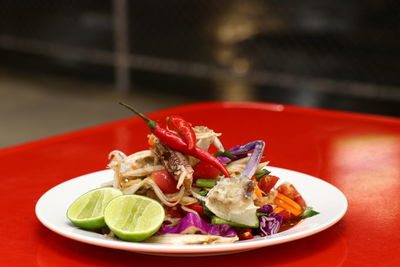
[{"x1": 1, "y1": 102, "x2": 399, "y2": 266}]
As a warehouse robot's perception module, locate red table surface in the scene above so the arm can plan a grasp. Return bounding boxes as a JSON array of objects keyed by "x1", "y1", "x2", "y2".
[{"x1": 0, "y1": 102, "x2": 399, "y2": 266}]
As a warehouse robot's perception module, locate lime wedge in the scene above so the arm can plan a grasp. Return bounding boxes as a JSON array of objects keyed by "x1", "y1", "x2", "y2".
[
  {"x1": 67, "y1": 187, "x2": 123, "y2": 230},
  {"x1": 104, "y1": 195, "x2": 165, "y2": 242}
]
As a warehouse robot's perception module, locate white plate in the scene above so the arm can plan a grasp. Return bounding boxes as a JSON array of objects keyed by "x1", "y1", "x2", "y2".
[{"x1": 35, "y1": 167, "x2": 347, "y2": 256}]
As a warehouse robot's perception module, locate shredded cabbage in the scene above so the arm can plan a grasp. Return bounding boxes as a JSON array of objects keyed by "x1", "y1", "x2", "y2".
[{"x1": 158, "y1": 213, "x2": 237, "y2": 237}]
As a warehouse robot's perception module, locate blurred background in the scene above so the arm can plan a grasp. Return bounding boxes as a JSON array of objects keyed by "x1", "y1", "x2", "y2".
[{"x1": 1, "y1": 0, "x2": 399, "y2": 148}]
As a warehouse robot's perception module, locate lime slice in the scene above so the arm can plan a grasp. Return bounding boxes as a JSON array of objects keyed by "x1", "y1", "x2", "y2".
[
  {"x1": 104, "y1": 195, "x2": 165, "y2": 242},
  {"x1": 67, "y1": 187, "x2": 123, "y2": 230}
]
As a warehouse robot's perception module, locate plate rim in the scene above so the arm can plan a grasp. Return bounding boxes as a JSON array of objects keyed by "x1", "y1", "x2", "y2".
[{"x1": 35, "y1": 167, "x2": 348, "y2": 255}]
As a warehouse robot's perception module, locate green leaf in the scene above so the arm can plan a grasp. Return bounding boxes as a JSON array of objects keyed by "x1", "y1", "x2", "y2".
[
  {"x1": 301, "y1": 207, "x2": 320, "y2": 219},
  {"x1": 255, "y1": 169, "x2": 271, "y2": 180}
]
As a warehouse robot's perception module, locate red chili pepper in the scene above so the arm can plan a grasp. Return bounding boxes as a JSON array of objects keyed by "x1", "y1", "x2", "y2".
[
  {"x1": 184, "y1": 204, "x2": 204, "y2": 217},
  {"x1": 120, "y1": 102, "x2": 230, "y2": 177},
  {"x1": 167, "y1": 115, "x2": 196, "y2": 151},
  {"x1": 238, "y1": 231, "x2": 254, "y2": 240}
]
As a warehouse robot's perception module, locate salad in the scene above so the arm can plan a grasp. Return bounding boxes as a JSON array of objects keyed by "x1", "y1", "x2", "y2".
[{"x1": 68, "y1": 103, "x2": 318, "y2": 245}]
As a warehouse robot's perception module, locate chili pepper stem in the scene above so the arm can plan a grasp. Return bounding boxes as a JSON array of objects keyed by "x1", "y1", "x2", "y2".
[{"x1": 119, "y1": 102, "x2": 157, "y2": 130}]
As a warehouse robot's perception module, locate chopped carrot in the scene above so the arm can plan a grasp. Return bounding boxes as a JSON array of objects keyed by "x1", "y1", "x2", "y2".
[
  {"x1": 273, "y1": 207, "x2": 284, "y2": 214},
  {"x1": 251, "y1": 177, "x2": 264, "y2": 203},
  {"x1": 276, "y1": 193, "x2": 303, "y2": 211},
  {"x1": 254, "y1": 184, "x2": 263, "y2": 202},
  {"x1": 274, "y1": 198, "x2": 302, "y2": 216}
]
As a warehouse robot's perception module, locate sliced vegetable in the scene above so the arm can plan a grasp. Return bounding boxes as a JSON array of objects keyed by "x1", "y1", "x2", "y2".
[
  {"x1": 217, "y1": 149, "x2": 246, "y2": 164},
  {"x1": 158, "y1": 213, "x2": 237, "y2": 237},
  {"x1": 193, "y1": 161, "x2": 220, "y2": 179},
  {"x1": 196, "y1": 178, "x2": 217, "y2": 188},
  {"x1": 277, "y1": 183, "x2": 306, "y2": 207},
  {"x1": 272, "y1": 207, "x2": 284, "y2": 214},
  {"x1": 255, "y1": 169, "x2": 271, "y2": 180},
  {"x1": 276, "y1": 193, "x2": 303, "y2": 212},
  {"x1": 184, "y1": 204, "x2": 204, "y2": 217},
  {"x1": 257, "y1": 205, "x2": 280, "y2": 217},
  {"x1": 258, "y1": 175, "x2": 279, "y2": 193},
  {"x1": 218, "y1": 141, "x2": 259, "y2": 164},
  {"x1": 151, "y1": 169, "x2": 179, "y2": 194},
  {"x1": 202, "y1": 205, "x2": 215, "y2": 217},
  {"x1": 197, "y1": 190, "x2": 209, "y2": 196},
  {"x1": 218, "y1": 141, "x2": 265, "y2": 165},
  {"x1": 273, "y1": 207, "x2": 293, "y2": 221},
  {"x1": 211, "y1": 216, "x2": 259, "y2": 228},
  {"x1": 274, "y1": 198, "x2": 302, "y2": 216},
  {"x1": 257, "y1": 204, "x2": 273, "y2": 214},
  {"x1": 214, "y1": 150, "x2": 235, "y2": 159},
  {"x1": 258, "y1": 213, "x2": 283, "y2": 236},
  {"x1": 301, "y1": 207, "x2": 320, "y2": 218},
  {"x1": 254, "y1": 184, "x2": 263, "y2": 202},
  {"x1": 241, "y1": 140, "x2": 265, "y2": 179}
]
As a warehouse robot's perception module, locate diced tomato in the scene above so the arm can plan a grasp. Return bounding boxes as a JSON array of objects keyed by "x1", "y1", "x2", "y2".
[
  {"x1": 193, "y1": 160, "x2": 220, "y2": 179},
  {"x1": 274, "y1": 209, "x2": 294, "y2": 221},
  {"x1": 151, "y1": 169, "x2": 178, "y2": 193},
  {"x1": 183, "y1": 204, "x2": 205, "y2": 217},
  {"x1": 258, "y1": 175, "x2": 279, "y2": 193},
  {"x1": 293, "y1": 196, "x2": 306, "y2": 208},
  {"x1": 277, "y1": 183, "x2": 306, "y2": 207}
]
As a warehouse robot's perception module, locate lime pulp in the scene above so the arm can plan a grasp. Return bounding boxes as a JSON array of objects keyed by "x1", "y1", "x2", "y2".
[
  {"x1": 104, "y1": 194, "x2": 165, "y2": 242},
  {"x1": 67, "y1": 187, "x2": 123, "y2": 230}
]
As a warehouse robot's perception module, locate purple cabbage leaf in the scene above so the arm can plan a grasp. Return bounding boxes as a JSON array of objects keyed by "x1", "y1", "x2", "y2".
[
  {"x1": 217, "y1": 140, "x2": 265, "y2": 164},
  {"x1": 258, "y1": 213, "x2": 283, "y2": 236},
  {"x1": 158, "y1": 213, "x2": 237, "y2": 237},
  {"x1": 257, "y1": 204, "x2": 273, "y2": 214}
]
